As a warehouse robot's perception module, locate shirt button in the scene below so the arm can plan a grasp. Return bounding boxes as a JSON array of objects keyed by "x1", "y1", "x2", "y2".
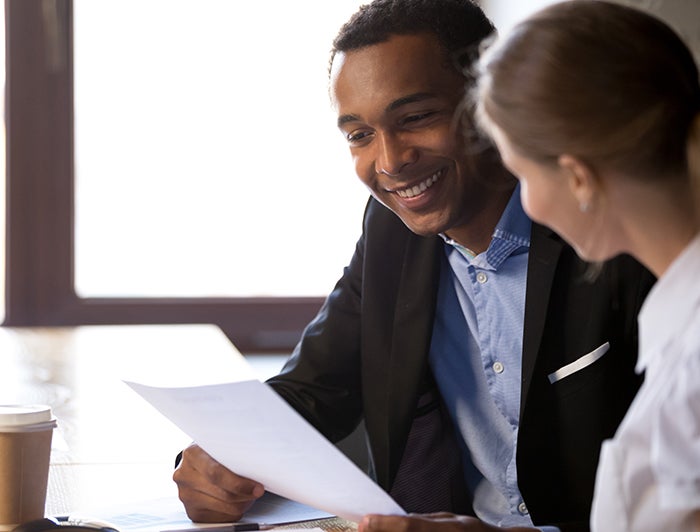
[
  {"x1": 476, "y1": 272, "x2": 488, "y2": 284},
  {"x1": 518, "y1": 502, "x2": 529, "y2": 515},
  {"x1": 493, "y1": 361, "x2": 504, "y2": 374}
]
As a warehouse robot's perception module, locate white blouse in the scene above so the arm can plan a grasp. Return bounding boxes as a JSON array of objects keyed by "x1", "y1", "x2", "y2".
[{"x1": 591, "y1": 235, "x2": 700, "y2": 531}]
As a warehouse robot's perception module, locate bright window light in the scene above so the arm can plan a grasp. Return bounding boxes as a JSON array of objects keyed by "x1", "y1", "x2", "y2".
[{"x1": 73, "y1": 1, "x2": 369, "y2": 298}]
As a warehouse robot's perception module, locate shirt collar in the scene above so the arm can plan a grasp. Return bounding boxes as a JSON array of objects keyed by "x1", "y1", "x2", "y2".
[
  {"x1": 440, "y1": 184, "x2": 531, "y2": 269},
  {"x1": 637, "y1": 233, "x2": 700, "y2": 372}
]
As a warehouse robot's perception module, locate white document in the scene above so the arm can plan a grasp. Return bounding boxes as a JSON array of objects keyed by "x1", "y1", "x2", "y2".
[
  {"x1": 70, "y1": 492, "x2": 333, "y2": 532},
  {"x1": 125, "y1": 380, "x2": 405, "y2": 523}
]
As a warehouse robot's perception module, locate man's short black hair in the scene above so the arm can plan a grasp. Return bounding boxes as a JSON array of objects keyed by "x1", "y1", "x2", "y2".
[{"x1": 331, "y1": 0, "x2": 495, "y2": 72}]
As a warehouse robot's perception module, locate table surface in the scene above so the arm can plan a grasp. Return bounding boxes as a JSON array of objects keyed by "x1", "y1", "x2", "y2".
[{"x1": 0, "y1": 324, "x2": 289, "y2": 518}]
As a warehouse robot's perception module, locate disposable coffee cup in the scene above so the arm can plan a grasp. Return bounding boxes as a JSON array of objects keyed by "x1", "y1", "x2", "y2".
[{"x1": 0, "y1": 405, "x2": 57, "y2": 532}]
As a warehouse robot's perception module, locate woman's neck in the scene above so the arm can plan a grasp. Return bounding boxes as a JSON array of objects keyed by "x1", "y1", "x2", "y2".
[{"x1": 614, "y1": 177, "x2": 698, "y2": 277}]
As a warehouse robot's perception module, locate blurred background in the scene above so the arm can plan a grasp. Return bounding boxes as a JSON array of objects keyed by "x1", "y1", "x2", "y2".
[{"x1": 2, "y1": 0, "x2": 698, "y2": 353}]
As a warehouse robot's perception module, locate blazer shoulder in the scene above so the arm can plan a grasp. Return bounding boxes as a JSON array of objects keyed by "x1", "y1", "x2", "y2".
[
  {"x1": 364, "y1": 197, "x2": 408, "y2": 231},
  {"x1": 362, "y1": 197, "x2": 440, "y2": 252}
]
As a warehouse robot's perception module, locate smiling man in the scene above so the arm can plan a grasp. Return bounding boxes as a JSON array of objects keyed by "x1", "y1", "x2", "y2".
[
  {"x1": 330, "y1": 30, "x2": 511, "y2": 252},
  {"x1": 173, "y1": 1, "x2": 654, "y2": 531}
]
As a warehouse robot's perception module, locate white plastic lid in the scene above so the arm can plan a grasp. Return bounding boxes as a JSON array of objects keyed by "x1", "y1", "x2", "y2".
[{"x1": 0, "y1": 405, "x2": 53, "y2": 426}]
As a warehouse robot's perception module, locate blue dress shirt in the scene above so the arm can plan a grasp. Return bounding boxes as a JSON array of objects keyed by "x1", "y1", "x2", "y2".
[{"x1": 429, "y1": 188, "x2": 557, "y2": 531}]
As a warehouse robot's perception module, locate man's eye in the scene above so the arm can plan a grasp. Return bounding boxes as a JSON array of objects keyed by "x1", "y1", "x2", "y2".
[
  {"x1": 402, "y1": 112, "x2": 435, "y2": 125},
  {"x1": 346, "y1": 130, "x2": 373, "y2": 144}
]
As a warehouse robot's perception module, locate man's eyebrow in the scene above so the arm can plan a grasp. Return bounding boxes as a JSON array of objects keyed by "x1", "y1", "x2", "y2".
[
  {"x1": 336, "y1": 92, "x2": 438, "y2": 128},
  {"x1": 337, "y1": 114, "x2": 360, "y2": 128},
  {"x1": 387, "y1": 92, "x2": 436, "y2": 112}
]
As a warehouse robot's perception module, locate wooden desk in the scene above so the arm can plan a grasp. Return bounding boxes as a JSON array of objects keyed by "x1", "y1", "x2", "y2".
[
  {"x1": 0, "y1": 325, "x2": 357, "y2": 531},
  {"x1": 0, "y1": 324, "x2": 279, "y2": 516}
]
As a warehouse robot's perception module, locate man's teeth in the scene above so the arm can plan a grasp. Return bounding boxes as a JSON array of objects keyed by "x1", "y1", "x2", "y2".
[{"x1": 396, "y1": 172, "x2": 441, "y2": 198}]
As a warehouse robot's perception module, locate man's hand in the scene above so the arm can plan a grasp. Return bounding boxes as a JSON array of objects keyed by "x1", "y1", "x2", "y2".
[
  {"x1": 358, "y1": 513, "x2": 537, "y2": 532},
  {"x1": 173, "y1": 443, "x2": 265, "y2": 522}
]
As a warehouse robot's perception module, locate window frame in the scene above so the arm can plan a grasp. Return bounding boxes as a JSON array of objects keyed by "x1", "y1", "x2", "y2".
[{"x1": 3, "y1": 0, "x2": 324, "y2": 353}]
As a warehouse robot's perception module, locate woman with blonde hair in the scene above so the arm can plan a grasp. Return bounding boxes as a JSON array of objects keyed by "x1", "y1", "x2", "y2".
[{"x1": 474, "y1": 1, "x2": 700, "y2": 530}]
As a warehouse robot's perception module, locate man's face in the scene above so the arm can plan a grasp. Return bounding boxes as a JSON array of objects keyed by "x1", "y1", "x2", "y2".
[{"x1": 330, "y1": 33, "x2": 492, "y2": 237}]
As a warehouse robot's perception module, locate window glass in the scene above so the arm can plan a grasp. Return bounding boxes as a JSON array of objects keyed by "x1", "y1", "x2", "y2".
[
  {"x1": 481, "y1": 0, "x2": 558, "y2": 31},
  {"x1": 73, "y1": 1, "x2": 368, "y2": 298}
]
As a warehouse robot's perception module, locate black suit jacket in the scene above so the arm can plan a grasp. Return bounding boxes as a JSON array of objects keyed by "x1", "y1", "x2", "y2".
[{"x1": 267, "y1": 198, "x2": 654, "y2": 531}]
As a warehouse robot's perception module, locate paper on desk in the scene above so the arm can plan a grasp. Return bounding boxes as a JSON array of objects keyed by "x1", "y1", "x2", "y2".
[
  {"x1": 70, "y1": 492, "x2": 333, "y2": 532},
  {"x1": 125, "y1": 380, "x2": 405, "y2": 523}
]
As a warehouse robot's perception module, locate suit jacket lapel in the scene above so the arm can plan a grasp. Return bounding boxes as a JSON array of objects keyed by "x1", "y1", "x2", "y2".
[
  {"x1": 520, "y1": 223, "x2": 563, "y2": 420},
  {"x1": 385, "y1": 233, "x2": 442, "y2": 485}
]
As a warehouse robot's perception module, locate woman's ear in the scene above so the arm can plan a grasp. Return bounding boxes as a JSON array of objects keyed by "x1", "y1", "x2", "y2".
[{"x1": 558, "y1": 154, "x2": 599, "y2": 213}]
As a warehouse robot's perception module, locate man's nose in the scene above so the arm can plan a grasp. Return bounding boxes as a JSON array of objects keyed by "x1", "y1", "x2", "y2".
[{"x1": 375, "y1": 133, "x2": 417, "y2": 177}]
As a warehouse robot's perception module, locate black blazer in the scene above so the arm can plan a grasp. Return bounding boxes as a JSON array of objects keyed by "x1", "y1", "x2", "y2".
[{"x1": 268, "y1": 198, "x2": 654, "y2": 531}]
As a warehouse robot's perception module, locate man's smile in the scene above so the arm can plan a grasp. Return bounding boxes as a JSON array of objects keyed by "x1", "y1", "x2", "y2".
[{"x1": 389, "y1": 168, "x2": 444, "y2": 199}]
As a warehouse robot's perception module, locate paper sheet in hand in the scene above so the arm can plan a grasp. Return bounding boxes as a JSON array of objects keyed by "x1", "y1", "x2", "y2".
[{"x1": 125, "y1": 380, "x2": 405, "y2": 523}]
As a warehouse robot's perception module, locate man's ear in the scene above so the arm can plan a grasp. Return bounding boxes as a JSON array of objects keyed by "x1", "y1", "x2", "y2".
[{"x1": 558, "y1": 154, "x2": 599, "y2": 212}]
